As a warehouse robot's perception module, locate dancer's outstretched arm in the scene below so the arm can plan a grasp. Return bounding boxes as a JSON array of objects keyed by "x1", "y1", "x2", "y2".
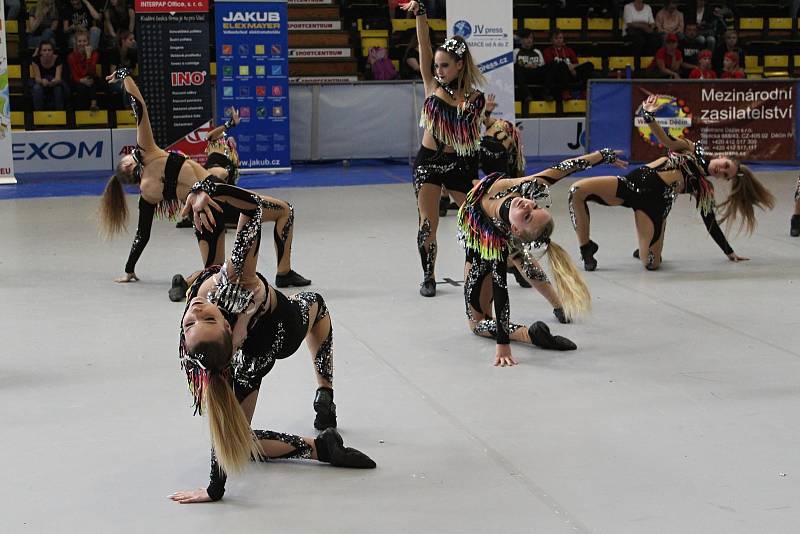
[
  {"x1": 206, "y1": 108, "x2": 240, "y2": 142},
  {"x1": 401, "y1": 1, "x2": 434, "y2": 94},
  {"x1": 531, "y1": 149, "x2": 627, "y2": 186},
  {"x1": 640, "y1": 94, "x2": 692, "y2": 153}
]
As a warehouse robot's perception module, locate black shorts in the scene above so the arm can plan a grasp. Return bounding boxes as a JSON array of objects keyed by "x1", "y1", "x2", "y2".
[
  {"x1": 616, "y1": 166, "x2": 677, "y2": 245},
  {"x1": 412, "y1": 146, "x2": 477, "y2": 196}
]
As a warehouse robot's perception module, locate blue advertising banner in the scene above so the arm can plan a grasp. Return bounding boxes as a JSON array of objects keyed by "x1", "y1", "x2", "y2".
[{"x1": 215, "y1": 0, "x2": 291, "y2": 171}]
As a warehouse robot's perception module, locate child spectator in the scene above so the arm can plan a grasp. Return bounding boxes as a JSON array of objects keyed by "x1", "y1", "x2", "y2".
[
  {"x1": 30, "y1": 40, "x2": 66, "y2": 110},
  {"x1": 514, "y1": 29, "x2": 551, "y2": 103},
  {"x1": 689, "y1": 50, "x2": 717, "y2": 78},
  {"x1": 648, "y1": 33, "x2": 683, "y2": 78},
  {"x1": 720, "y1": 51, "x2": 745, "y2": 78},
  {"x1": 62, "y1": 0, "x2": 102, "y2": 50},
  {"x1": 67, "y1": 28, "x2": 100, "y2": 110}
]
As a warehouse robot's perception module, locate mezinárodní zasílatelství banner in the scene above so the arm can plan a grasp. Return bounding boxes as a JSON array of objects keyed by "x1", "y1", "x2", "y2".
[
  {"x1": 0, "y1": 0, "x2": 17, "y2": 184},
  {"x1": 134, "y1": 0, "x2": 211, "y2": 159},
  {"x1": 215, "y1": 0, "x2": 291, "y2": 172},
  {"x1": 447, "y1": 0, "x2": 514, "y2": 122},
  {"x1": 630, "y1": 81, "x2": 796, "y2": 161}
]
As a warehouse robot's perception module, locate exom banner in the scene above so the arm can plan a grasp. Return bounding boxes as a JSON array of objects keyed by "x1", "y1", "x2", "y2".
[
  {"x1": 447, "y1": 0, "x2": 514, "y2": 121},
  {"x1": 631, "y1": 81, "x2": 796, "y2": 161},
  {"x1": 134, "y1": 0, "x2": 211, "y2": 154},
  {"x1": 215, "y1": 0, "x2": 291, "y2": 171}
]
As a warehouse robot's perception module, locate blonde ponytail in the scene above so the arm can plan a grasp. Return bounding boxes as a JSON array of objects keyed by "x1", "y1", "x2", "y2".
[
  {"x1": 545, "y1": 240, "x2": 591, "y2": 320},
  {"x1": 205, "y1": 372, "x2": 263, "y2": 475},
  {"x1": 98, "y1": 174, "x2": 129, "y2": 238}
]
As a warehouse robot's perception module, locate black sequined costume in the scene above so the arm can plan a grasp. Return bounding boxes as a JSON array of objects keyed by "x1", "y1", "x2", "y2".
[
  {"x1": 479, "y1": 119, "x2": 525, "y2": 178},
  {"x1": 179, "y1": 184, "x2": 333, "y2": 500},
  {"x1": 569, "y1": 142, "x2": 732, "y2": 254},
  {"x1": 124, "y1": 151, "x2": 188, "y2": 274}
]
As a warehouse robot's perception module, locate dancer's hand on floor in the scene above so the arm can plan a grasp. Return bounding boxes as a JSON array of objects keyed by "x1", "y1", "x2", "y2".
[
  {"x1": 727, "y1": 252, "x2": 749, "y2": 262},
  {"x1": 494, "y1": 345, "x2": 518, "y2": 367},
  {"x1": 169, "y1": 489, "x2": 212, "y2": 504},
  {"x1": 115, "y1": 272, "x2": 139, "y2": 283}
]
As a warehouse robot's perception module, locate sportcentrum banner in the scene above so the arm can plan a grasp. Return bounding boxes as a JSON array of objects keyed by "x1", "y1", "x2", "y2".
[
  {"x1": 631, "y1": 81, "x2": 796, "y2": 161},
  {"x1": 0, "y1": 0, "x2": 17, "y2": 184},
  {"x1": 215, "y1": 0, "x2": 291, "y2": 171},
  {"x1": 133, "y1": 0, "x2": 211, "y2": 158},
  {"x1": 447, "y1": 0, "x2": 514, "y2": 121}
]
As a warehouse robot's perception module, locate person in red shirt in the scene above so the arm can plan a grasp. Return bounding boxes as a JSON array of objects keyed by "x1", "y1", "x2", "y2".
[
  {"x1": 67, "y1": 28, "x2": 99, "y2": 110},
  {"x1": 689, "y1": 49, "x2": 717, "y2": 79},
  {"x1": 542, "y1": 29, "x2": 595, "y2": 100},
  {"x1": 720, "y1": 51, "x2": 745, "y2": 78},
  {"x1": 648, "y1": 33, "x2": 683, "y2": 78}
]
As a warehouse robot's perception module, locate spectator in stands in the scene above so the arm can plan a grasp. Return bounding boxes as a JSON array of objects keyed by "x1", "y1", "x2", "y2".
[
  {"x1": 107, "y1": 29, "x2": 137, "y2": 108},
  {"x1": 712, "y1": 29, "x2": 744, "y2": 75},
  {"x1": 655, "y1": 0, "x2": 684, "y2": 43},
  {"x1": 401, "y1": 33, "x2": 423, "y2": 79},
  {"x1": 542, "y1": 29, "x2": 594, "y2": 101},
  {"x1": 679, "y1": 22, "x2": 704, "y2": 77},
  {"x1": 687, "y1": 0, "x2": 724, "y2": 51},
  {"x1": 30, "y1": 40, "x2": 66, "y2": 111},
  {"x1": 68, "y1": 28, "x2": 100, "y2": 110},
  {"x1": 26, "y1": 0, "x2": 59, "y2": 49},
  {"x1": 689, "y1": 49, "x2": 717, "y2": 78},
  {"x1": 514, "y1": 29, "x2": 551, "y2": 108},
  {"x1": 104, "y1": 0, "x2": 135, "y2": 49},
  {"x1": 622, "y1": 0, "x2": 660, "y2": 53},
  {"x1": 648, "y1": 32, "x2": 683, "y2": 78},
  {"x1": 719, "y1": 51, "x2": 745, "y2": 78},
  {"x1": 62, "y1": 0, "x2": 102, "y2": 50}
]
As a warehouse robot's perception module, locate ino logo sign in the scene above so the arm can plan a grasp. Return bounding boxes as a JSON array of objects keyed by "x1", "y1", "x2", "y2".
[
  {"x1": 171, "y1": 71, "x2": 207, "y2": 87},
  {"x1": 13, "y1": 140, "x2": 103, "y2": 160}
]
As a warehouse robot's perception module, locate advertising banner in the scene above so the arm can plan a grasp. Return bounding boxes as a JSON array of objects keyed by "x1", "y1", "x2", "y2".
[
  {"x1": 134, "y1": 0, "x2": 211, "y2": 157},
  {"x1": 631, "y1": 81, "x2": 796, "y2": 161},
  {"x1": 216, "y1": 0, "x2": 291, "y2": 171},
  {"x1": 0, "y1": 1, "x2": 16, "y2": 184},
  {"x1": 12, "y1": 129, "x2": 112, "y2": 173},
  {"x1": 447, "y1": 0, "x2": 514, "y2": 121}
]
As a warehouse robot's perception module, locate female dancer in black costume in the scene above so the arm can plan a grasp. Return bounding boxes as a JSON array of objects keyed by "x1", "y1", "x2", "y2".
[
  {"x1": 568, "y1": 95, "x2": 775, "y2": 271},
  {"x1": 401, "y1": 0, "x2": 486, "y2": 297},
  {"x1": 791, "y1": 177, "x2": 800, "y2": 237},
  {"x1": 98, "y1": 70, "x2": 309, "y2": 292},
  {"x1": 457, "y1": 149, "x2": 626, "y2": 366},
  {"x1": 170, "y1": 179, "x2": 374, "y2": 504}
]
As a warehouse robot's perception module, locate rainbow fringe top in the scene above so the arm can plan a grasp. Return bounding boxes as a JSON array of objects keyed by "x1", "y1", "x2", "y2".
[
  {"x1": 667, "y1": 142, "x2": 715, "y2": 216},
  {"x1": 420, "y1": 92, "x2": 486, "y2": 157},
  {"x1": 457, "y1": 173, "x2": 509, "y2": 261}
]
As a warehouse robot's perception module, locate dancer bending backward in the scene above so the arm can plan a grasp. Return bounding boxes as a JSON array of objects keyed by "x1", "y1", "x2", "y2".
[
  {"x1": 98, "y1": 69, "x2": 309, "y2": 289},
  {"x1": 479, "y1": 93, "x2": 562, "y2": 304},
  {"x1": 569, "y1": 95, "x2": 775, "y2": 271},
  {"x1": 171, "y1": 180, "x2": 374, "y2": 504},
  {"x1": 457, "y1": 149, "x2": 623, "y2": 366},
  {"x1": 402, "y1": 0, "x2": 486, "y2": 297}
]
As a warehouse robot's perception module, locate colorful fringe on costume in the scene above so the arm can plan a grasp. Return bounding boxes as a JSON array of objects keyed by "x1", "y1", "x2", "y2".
[
  {"x1": 457, "y1": 172, "x2": 508, "y2": 261},
  {"x1": 420, "y1": 93, "x2": 486, "y2": 157},
  {"x1": 507, "y1": 121, "x2": 525, "y2": 177},
  {"x1": 156, "y1": 199, "x2": 182, "y2": 221}
]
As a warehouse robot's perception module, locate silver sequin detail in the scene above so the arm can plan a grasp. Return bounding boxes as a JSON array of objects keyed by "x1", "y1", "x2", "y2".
[
  {"x1": 229, "y1": 196, "x2": 264, "y2": 279},
  {"x1": 314, "y1": 328, "x2": 334, "y2": 384},
  {"x1": 550, "y1": 157, "x2": 590, "y2": 174},
  {"x1": 464, "y1": 258, "x2": 490, "y2": 319},
  {"x1": 208, "y1": 266, "x2": 255, "y2": 315},
  {"x1": 280, "y1": 203, "x2": 294, "y2": 242},
  {"x1": 418, "y1": 218, "x2": 436, "y2": 280},
  {"x1": 568, "y1": 185, "x2": 580, "y2": 230},
  {"x1": 794, "y1": 177, "x2": 800, "y2": 201},
  {"x1": 472, "y1": 319, "x2": 526, "y2": 338},
  {"x1": 492, "y1": 179, "x2": 551, "y2": 208},
  {"x1": 253, "y1": 430, "x2": 312, "y2": 459},
  {"x1": 413, "y1": 160, "x2": 459, "y2": 196}
]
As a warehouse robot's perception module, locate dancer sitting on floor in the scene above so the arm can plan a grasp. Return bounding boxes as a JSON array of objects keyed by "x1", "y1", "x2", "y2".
[
  {"x1": 98, "y1": 70, "x2": 310, "y2": 295},
  {"x1": 457, "y1": 149, "x2": 625, "y2": 366},
  {"x1": 171, "y1": 179, "x2": 374, "y2": 504},
  {"x1": 401, "y1": 0, "x2": 486, "y2": 297},
  {"x1": 568, "y1": 95, "x2": 775, "y2": 271}
]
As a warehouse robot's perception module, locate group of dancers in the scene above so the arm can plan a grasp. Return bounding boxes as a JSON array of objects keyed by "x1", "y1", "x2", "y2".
[{"x1": 96, "y1": 0, "x2": 791, "y2": 503}]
